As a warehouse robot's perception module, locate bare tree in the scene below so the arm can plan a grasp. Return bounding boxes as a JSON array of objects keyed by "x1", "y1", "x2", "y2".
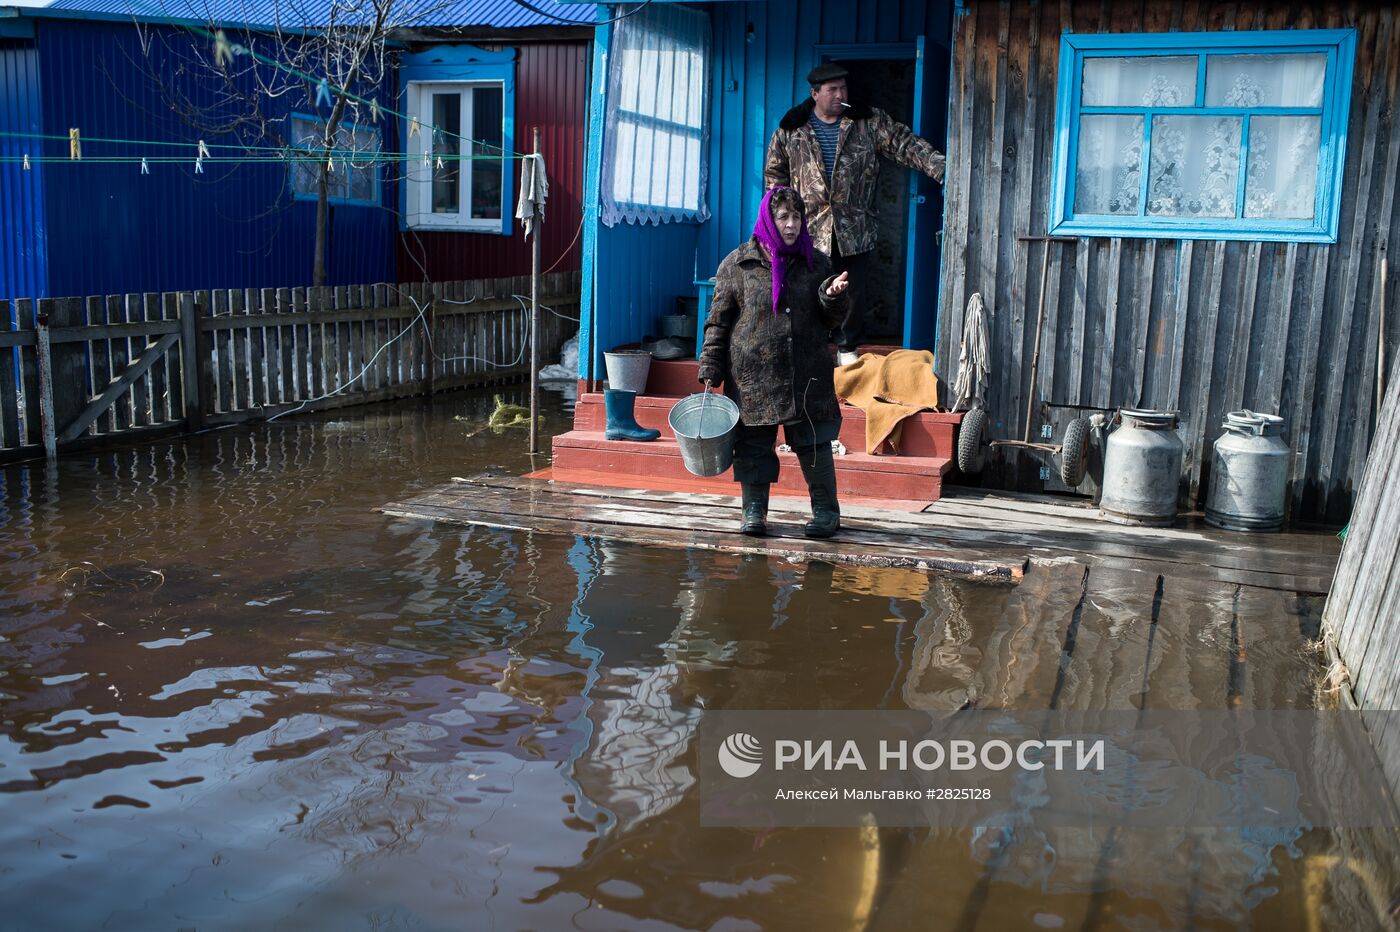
[{"x1": 133, "y1": 0, "x2": 452, "y2": 285}]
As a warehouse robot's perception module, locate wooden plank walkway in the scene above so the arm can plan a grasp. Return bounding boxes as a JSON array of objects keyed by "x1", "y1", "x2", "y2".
[{"x1": 379, "y1": 476, "x2": 1341, "y2": 594}]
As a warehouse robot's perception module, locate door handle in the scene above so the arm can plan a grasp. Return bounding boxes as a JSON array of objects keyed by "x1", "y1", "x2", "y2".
[{"x1": 912, "y1": 194, "x2": 927, "y2": 205}]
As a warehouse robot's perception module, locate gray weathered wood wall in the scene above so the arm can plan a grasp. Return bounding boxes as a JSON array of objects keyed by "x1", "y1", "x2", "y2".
[
  {"x1": 1324, "y1": 350, "x2": 1400, "y2": 810},
  {"x1": 937, "y1": 1, "x2": 1400, "y2": 523},
  {"x1": 0, "y1": 272, "x2": 580, "y2": 461}
]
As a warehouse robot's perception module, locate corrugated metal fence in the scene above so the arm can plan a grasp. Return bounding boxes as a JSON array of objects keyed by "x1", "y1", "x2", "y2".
[
  {"x1": 937, "y1": 1, "x2": 1400, "y2": 523},
  {"x1": 0, "y1": 271, "x2": 579, "y2": 460}
]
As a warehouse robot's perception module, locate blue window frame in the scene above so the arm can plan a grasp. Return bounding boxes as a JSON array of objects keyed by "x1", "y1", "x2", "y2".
[
  {"x1": 399, "y1": 45, "x2": 516, "y2": 236},
  {"x1": 289, "y1": 113, "x2": 381, "y2": 206},
  {"x1": 1050, "y1": 30, "x2": 1356, "y2": 242}
]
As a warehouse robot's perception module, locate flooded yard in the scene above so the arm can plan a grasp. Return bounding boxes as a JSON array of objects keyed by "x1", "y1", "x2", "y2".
[{"x1": 0, "y1": 387, "x2": 1395, "y2": 930}]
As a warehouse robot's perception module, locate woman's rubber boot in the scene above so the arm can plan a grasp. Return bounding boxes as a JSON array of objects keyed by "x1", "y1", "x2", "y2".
[
  {"x1": 739, "y1": 483, "x2": 770, "y2": 537},
  {"x1": 604, "y1": 389, "x2": 660, "y2": 442},
  {"x1": 798, "y1": 445, "x2": 841, "y2": 539}
]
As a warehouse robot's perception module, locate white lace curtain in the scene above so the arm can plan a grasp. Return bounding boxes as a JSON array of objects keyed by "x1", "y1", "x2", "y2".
[
  {"x1": 1075, "y1": 53, "x2": 1326, "y2": 221},
  {"x1": 601, "y1": 5, "x2": 712, "y2": 227}
]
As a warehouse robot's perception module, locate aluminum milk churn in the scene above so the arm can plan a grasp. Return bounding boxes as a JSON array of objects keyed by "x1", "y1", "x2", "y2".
[
  {"x1": 1099, "y1": 409, "x2": 1184, "y2": 526},
  {"x1": 1205, "y1": 411, "x2": 1288, "y2": 532}
]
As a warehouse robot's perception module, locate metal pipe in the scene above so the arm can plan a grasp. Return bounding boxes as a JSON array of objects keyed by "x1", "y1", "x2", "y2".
[
  {"x1": 1016, "y1": 234, "x2": 1076, "y2": 445},
  {"x1": 529, "y1": 127, "x2": 543, "y2": 455}
]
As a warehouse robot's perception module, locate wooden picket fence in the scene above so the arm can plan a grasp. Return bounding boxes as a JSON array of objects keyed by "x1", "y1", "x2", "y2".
[{"x1": 0, "y1": 272, "x2": 579, "y2": 461}]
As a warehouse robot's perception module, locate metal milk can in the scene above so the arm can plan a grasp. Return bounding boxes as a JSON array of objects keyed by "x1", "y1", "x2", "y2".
[
  {"x1": 1205, "y1": 411, "x2": 1289, "y2": 532},
  {"x1": 1098, "y1": 409, "x2": 1184, "y2": 526}
]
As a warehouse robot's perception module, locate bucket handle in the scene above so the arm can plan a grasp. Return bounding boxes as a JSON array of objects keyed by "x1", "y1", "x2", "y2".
[{"x1": 700, "y1": 380, "x2": 713, "y2": 434}]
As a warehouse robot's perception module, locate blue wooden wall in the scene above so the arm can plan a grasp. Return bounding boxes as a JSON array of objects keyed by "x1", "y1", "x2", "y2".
[
  {"x1": 15, "y1": 18, "x2": 394, "y2": 299},
  {"x1": 0, "y1": 36, "x2": 48, "y2": 303},
  {"x1": 578, "y1": 0, "x2": 953, "y2": 378}
]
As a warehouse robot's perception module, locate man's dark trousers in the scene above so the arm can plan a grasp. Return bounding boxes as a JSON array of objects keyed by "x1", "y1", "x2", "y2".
[{"x1": 828, "y1": 238, "x2": 870, "y2": 353}]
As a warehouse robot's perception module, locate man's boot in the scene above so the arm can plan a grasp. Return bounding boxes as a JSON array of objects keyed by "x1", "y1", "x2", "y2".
[
  {"x1": 739, "y1": 483, "x2": 770, "y2": 537},
  {"x1": 798, "y1": 444, "x2": 841, "y2": 539},
  {"x1": 604, "y1": 389, "x2": 660, "y2": 441}
]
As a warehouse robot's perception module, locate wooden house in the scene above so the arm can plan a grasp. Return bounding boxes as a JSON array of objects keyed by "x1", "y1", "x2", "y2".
[
  {"x1": 0, "y1": 0, "x2": 587, "y2": 298},
  {"x1": 554, "y1": 0, "x2": 1398, "y2": 523}
]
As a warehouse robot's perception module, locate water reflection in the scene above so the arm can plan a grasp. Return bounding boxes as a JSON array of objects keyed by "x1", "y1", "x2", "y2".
[{"x1": 0, "y1": 388, "x2": 1391, "y2": 929}]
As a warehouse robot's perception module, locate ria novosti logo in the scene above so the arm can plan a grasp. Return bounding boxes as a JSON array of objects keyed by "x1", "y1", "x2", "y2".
[{"x1": 717, "y1": 733, "x2": 764, "y2": 778}]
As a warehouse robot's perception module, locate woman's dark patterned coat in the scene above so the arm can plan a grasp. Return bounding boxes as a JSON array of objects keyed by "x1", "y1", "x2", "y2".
[{"x1": 697, "y1": 238, "x2": 848, "y2": 427}]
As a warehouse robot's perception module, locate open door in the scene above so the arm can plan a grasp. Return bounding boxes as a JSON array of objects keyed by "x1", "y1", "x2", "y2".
[{"x1": 902, "y1": 35, "x2": 950, "y2": 351}]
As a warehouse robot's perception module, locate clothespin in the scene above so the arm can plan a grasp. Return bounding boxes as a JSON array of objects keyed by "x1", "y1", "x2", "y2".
[
  {"x1": 422, "y1": 149, "x2": 430, "y2": 168},
  {"x1": 69, "y1": 128, "x2": 81, "y2": 161},
  {"x1": 213, "y1": 29, "x2": 233, "y2": 68},
  {"x1": 408, "y1": 117, "x2": 422, "y2": 139},
  {"x1": 141, "y1": 157, "x2": 150, "y2": 175},
  {"x1": 316, "y1": 78, "x2": 332, "y2": 108},
  {"x1": 22, "y1": 153, "x2": 30, "y2": 170},
  {"x1": 326, "y1": 156, "x2": 335, "y2": 173},
  {"x1": 370, "y1": 99, "x2": 381, "y2": 123},
  {"x1": 198, "y1": 139, "x2": 210, "y2": 159},
  {"x1": 435, "y1": 154, "x2": 444, "y2": 170},
  {"x1": 195, "y1": 155, "x2": 204, "y2": 174}
]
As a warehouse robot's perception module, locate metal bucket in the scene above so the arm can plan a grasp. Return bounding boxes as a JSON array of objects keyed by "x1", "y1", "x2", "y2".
[
  {"x1": 604, "y1": 350, "x2": 652, "y2": 394},
  {"x1": 1099, "y1": 409, "x2": 1184, "y2": 527},
  {"x1": 659, "y1": 314, "x2": 695, "y2": 339},
  {"x1": 1206, "y1": 411, "x2": 1288, "y2": 532},
  {"x1": 668, "y1": 391, "x2": 740, "y2": 477}
]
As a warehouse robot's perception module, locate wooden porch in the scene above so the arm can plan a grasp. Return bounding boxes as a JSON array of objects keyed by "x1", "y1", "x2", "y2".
[
  {"x1": 548, "y1": 355, "x2": 963, "y2": 503},
  {"x1": 380, "y1": 473, "x2": 1341, "y2": 595}
]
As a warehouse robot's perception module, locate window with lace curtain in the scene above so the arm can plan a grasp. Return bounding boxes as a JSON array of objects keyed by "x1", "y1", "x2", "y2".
[
  {"x1": 1050, "y1": 30, "x2": 1356, "y2": 242},
  {"x1": 600, "y1": 4, "x2": 711, "y2": 226}
]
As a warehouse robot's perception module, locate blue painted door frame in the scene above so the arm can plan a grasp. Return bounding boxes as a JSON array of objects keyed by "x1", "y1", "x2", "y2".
[{"x1": 816, "y1": 36, "x2": 948, "y2": 351}]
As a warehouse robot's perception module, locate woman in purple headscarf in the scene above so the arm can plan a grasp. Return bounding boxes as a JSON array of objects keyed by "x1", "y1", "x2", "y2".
[{"x1": 697, "y1": 187, "x2": 850, "y2": 539}]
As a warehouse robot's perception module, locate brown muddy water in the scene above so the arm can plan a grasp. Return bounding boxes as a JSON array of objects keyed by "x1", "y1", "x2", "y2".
[{"x1": 0, "y1": 386, "x2": 1394, "y2": 931}]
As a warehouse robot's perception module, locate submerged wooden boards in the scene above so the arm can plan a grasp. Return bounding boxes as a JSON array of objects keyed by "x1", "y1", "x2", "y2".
[
  {"x1": 378, "y1": 475, "x2": 1342, "y2": 593},
  {"x1": 380, "y1": 476, "x2": 1026, "y2": 581}
]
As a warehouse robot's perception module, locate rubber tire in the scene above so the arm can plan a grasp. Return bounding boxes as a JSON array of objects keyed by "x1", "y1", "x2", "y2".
[
  {"x1": 1059, "y1": 417, "x2": 1090, "y2": 488},
  {"x1": 957, "y1": 406, "x2": 988, "y2": 475}
]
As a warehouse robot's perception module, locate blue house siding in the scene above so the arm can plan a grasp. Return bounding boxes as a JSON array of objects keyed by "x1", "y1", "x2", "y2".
[
  {"x1": 0, "y1": 36, "x2": 48, "y2": 301},
  {"x1": 27, "y1": 18, "x2": 393, "y2": 298}
]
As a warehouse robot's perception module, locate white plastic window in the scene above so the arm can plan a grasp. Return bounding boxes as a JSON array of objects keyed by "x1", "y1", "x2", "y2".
[{"x1": 405, "y1": 81, "x2": 506, "y2": 231}]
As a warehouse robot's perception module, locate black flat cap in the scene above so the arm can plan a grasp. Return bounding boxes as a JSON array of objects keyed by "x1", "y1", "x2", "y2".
[{"x1": 807, "y1": 62, "x2": 849, "y2": 86}]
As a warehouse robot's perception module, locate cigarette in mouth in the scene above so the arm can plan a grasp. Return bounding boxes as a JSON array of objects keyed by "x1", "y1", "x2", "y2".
[{"x1": 839, "y1": 102, "x2": 852, "y2": 109}]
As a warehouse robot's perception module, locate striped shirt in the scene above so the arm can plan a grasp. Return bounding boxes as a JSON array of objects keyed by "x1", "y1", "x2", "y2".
[{"x1": 808, "y1": 112, "x2": 841, "y2": 181}]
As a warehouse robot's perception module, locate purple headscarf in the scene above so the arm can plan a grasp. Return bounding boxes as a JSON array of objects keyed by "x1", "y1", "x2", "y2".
[{"x1": 752, "y1": 186, "x2": 815, "y2": 315}]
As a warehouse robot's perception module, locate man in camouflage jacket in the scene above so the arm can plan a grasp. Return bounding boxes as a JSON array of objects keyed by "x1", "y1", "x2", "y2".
[{"x1": 764, "y1": 63, "x2": 946, "y2": 362}]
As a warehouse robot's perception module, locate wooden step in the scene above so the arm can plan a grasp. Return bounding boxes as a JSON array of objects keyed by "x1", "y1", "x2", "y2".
[
  {"x1": 550, "y1": 430, "x2": 952, "y2": 501},
  {"x1": 573, "y1": 392, "x2": 961, "y2": 458}
]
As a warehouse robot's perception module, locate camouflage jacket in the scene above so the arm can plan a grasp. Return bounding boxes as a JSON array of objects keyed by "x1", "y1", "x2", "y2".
[
  {"x1": 763, "y1": 99, "x2": 946, "y2": 257},
  {"x1": 697, "y1": 240, "x2": 847, "y2": 427}
]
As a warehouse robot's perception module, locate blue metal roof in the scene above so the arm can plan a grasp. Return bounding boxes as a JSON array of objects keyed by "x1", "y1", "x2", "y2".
[{"x1": 20, "y1": 0, "x2": 585, "y2": 29}]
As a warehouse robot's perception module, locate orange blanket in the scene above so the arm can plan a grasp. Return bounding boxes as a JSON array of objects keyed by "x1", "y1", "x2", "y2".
[{"x1": 833, "y1": 350, "x2": 939, "y2": 454}]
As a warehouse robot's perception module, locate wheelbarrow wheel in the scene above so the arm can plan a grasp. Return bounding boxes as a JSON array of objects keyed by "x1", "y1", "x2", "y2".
[
  {"x1": 1059, "y1": 417, "x2": 1090, "y2": 488},
  {"x1": 957, "y1": 406, "x2": 988, "y2": 475}
]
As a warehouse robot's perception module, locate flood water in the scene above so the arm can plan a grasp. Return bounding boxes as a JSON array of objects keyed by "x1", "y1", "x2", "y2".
[{"x1": 1, "y1": 387, "x2": 1395, "y2": 931}]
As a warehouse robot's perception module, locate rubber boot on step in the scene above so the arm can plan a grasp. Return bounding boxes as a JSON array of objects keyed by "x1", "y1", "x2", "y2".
[
  {"x1": 798, "y1": 444, "x2": 841, "y2": 539},
  {"x1": 739, "y1": 483, "x2": 770, "y2": 537},
  {"x1": 604, "y1": 389, "x2": 660, "y2": 442}
]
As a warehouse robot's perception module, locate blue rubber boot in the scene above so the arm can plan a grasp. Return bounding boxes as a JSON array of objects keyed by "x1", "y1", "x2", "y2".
[{"x1": 604, "y1": 389, "x2": 661, "y2": 442}]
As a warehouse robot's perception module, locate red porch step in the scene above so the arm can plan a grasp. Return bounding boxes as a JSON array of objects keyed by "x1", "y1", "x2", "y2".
[
  {"x1": 561, "y1": 354, "x2": 960, "y2": 504},
  {"x1": 550, "y1": 431, "x2": 952, "y2": 501},
  {"x1": 573, "y1": 391, "x2": 960, "y2": 458}
]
